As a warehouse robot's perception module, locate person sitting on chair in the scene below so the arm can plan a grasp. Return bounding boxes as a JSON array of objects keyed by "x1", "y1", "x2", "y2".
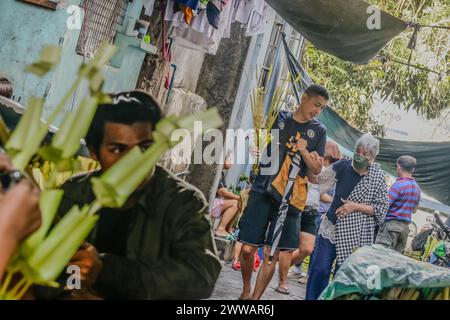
[{"x1": 211, "y1": 154, "x2": 242, "y2": 239}]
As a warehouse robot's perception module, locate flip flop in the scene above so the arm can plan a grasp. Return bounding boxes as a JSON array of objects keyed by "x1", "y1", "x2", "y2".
[
  {"x1": 215, "y1": 232, "x2": 236, "y2": 241},
  {"x1": 227, "y1": 234, "x2": 237, "y2": 241},
  {"x1": 274, "y1": 286, "x2": 290, "y2": 295},
  {"x1": 214, "y1": 232, "x2": 231, "y2": 239}
]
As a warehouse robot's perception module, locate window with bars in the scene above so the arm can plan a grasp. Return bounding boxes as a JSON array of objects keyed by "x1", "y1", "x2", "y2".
[
  {"x1": 279, "y1": 29, "x2": 305, "y2": 83},
  {"x1": 257, "y1": 18, "x2": 307, "y2": 111},
  {"x1": 76, "y1": 0, "x2": 129, "y2": 58},
  {"x1": 259, "y1": 18, "x2": 285, "y2": 89}
]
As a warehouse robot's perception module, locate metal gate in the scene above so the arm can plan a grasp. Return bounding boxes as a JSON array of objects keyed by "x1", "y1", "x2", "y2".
[{"x1": 76, "y1": 0, "x2": 129, "y2": 57}]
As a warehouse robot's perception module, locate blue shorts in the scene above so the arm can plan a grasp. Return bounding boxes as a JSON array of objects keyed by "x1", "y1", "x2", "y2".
[{"x1": 238, "y1": 191, "x2": 303, "y2": 250}]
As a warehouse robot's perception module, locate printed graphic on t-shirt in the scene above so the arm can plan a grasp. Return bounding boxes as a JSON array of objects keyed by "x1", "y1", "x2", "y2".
[
  {"x1": 271, "y1": 154, "x2": 308, "y2": 212},
  {"x1": 286, "y1": 132, "x2": 303, "y2": 154},
  {"x1": 251, "y1": 111, "x2": 326, "y2": 199}
]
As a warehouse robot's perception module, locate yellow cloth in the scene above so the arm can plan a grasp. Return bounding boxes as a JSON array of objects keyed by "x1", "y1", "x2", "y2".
[{"x1": 271, "y1": 155, "x2": 308, "y2": 211}]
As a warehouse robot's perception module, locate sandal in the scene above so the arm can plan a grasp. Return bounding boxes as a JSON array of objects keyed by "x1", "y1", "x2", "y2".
[
  {"x1": 274, "y1": 286, "x2": 290, "y2": 295},
  {"x1": 214, "y1": 231, "x2": 232, "y2": 239}
]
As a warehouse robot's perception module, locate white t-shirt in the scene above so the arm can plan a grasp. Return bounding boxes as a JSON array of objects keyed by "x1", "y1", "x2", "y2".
[
  {"x1": 234, "y1": 0, "x2": 254, "y2": 24},
  {"x1": 144, "y1": 0, "x2": 156, "y2": 16},
  {"x1": 245, "y1": 0, "x2": 267, "y2": 37},
  {"x1": 306, "y1": 182, "x2": 321, "y2": 211}
]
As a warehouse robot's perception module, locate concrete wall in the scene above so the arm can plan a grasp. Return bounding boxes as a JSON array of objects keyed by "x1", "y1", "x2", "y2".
[
  {"x1": 186, "y1": 23, "x2": 252, "y2": 201},
  {"x1": 0, "y1": 0, "x2": 83, "y2": 108},
  {"x1": 0, "y1": 0, "x2": 148, "y2": 125},
  {"x1": 159, "y1": 86, "x2": 207, "y2": 175}
]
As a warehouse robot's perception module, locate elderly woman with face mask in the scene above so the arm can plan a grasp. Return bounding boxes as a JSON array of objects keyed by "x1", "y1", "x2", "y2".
[{"x1": 305, "y1": 134, "x2": 389, "y2": 300}]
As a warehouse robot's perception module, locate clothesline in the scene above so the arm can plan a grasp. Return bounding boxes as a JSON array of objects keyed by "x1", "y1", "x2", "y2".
[
  {"x1": 376, "y1": 55, "x2": 446, "y2": 76},
  {"x1": 163, "y1": 0, "x2": 267, "y2": 55},
  {"x1": 420, "y1": 25, "x2": 450, "y2": 30},
  {"x1": 407, "y1": 22, "x2": 450, "y2": 30}
]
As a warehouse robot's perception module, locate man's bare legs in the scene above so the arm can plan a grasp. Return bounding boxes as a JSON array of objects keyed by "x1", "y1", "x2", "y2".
[
  {"x1": 252, "y1": 246, "x2": 280, "y2": 300},
  {"x1": 233, "y1": 241, "x2": 243, "y2": 262},
  {"x1": 239, "y1": 243, "x2": 258, "y2": 300},
  {"x1": 291, "y1": 232, "x2": 315, "y2": 265},
  {"x1": 277, "y1": 250, "x2": 293, "y2": 291},
  {"x1": 278, "y1": 232, "x2": 316, "y2": 290}
]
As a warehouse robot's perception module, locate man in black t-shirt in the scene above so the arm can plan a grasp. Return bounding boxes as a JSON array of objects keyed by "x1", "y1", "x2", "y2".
[{"x1": 238, "y1": 84, "x2": 329, "y2": 300}]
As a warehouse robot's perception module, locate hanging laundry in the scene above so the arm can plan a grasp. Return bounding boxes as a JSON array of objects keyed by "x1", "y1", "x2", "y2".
[
  {"x1": 171, "y1": 7, "x2": 220, "y2": 53},
  {"x1": 173, "y1": 1, "x2": 182, "y2": 13},
  {"x1": 233, "y1": 0, "x2": 253, "y2": 25},
  {"x1": 167, "y1": 0, "x2": 204, "y2": 27},
  {"x1": 166, "y1": 0, "x2": 199, "y2": 29},
  {"x1": 199, "y1": 0, "x2": 210, "y2": 10},
  {"x1": 181, "y1": 5, "x2": 194, "y2": 24},
  {"x1": 165, "y1": 0, "x2": 261, "y2": 55},
  {"x1": 206, "y1": 0, "x2": 222, "y2": 29},
  {"x1": 143, "y1": 0, "x2": 156, "y2": 16},
  {"x1": 245, "y1": 0, "x2": 267, "y2": 36},
  {"x1": 172, "y1": 0, "x2": 233, "y2": 54},
  {"x1": 222, "y1": 0, "x2": 237, "y2": 38},
  {"x1": 177, "y1": 0, "x2": 200, "y2": 10}
]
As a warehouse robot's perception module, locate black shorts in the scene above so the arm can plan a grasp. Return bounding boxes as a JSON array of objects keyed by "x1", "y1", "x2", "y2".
[
  {"x1": 238, "y1": 191, "x2": 317, "y2": 250},
  {"x1": 301, "y1": 207, "x2": 320, "y2": 235}
]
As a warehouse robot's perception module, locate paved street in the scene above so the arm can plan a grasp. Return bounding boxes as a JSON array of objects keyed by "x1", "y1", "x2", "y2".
[{"x1": 208, "y1": 261, "x2": 306, "y2": 300}]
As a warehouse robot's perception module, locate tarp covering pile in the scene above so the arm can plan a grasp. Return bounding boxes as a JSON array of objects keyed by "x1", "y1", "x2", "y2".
[
  {"x1": 265, "y1": 0, "x2": 407, "y2": 64},
  {"x1": 320, "y1": 245, "x2": 450, "y2": 300}
]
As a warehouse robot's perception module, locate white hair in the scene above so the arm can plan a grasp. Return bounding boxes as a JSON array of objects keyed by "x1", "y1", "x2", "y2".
[{"x1": 355, "y1": 133, "x2": 380, "y2": 159}]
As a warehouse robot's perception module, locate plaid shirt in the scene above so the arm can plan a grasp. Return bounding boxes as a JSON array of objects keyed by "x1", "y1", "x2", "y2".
[{"x1": 319, "y1": 163, "x2": 389, "y2": 265}]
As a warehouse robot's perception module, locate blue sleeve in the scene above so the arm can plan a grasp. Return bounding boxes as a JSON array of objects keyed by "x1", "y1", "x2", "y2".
[
  {"x1": 331, "y1": 159, "x2": 347, "y2": 180},
  {"x1": 388, "y1": 182, "x2": 401, "y2": 206}
]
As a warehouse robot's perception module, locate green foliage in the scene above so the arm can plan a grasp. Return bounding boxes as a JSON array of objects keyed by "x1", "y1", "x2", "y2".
[{"x1": 303, "y1": 0, "x2": 450, "y2": 136}]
